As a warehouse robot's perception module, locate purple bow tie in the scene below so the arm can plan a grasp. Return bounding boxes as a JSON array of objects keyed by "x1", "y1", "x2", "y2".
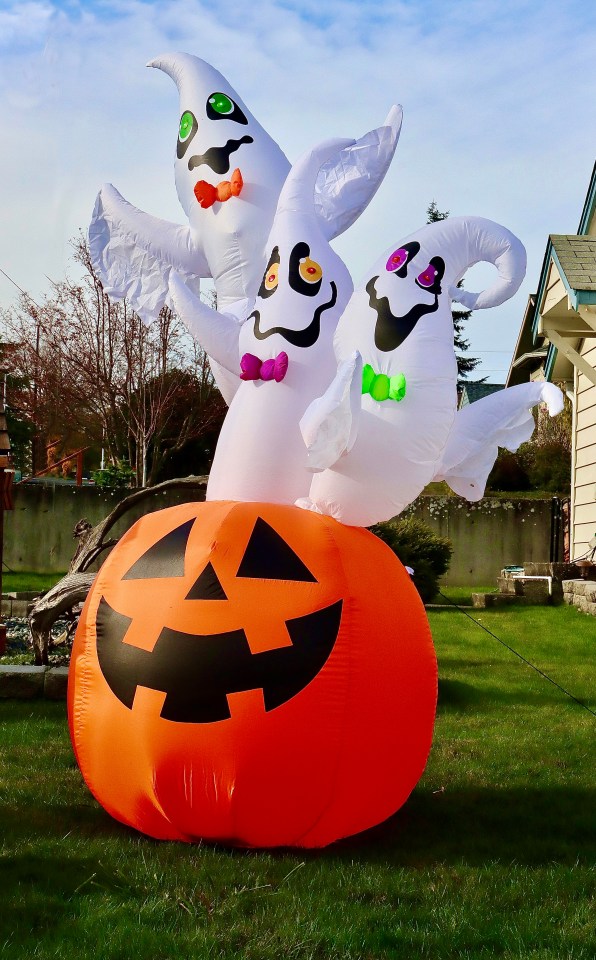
[{"x1": 240, "y1": 351, "x2": 288, "y2": 383}]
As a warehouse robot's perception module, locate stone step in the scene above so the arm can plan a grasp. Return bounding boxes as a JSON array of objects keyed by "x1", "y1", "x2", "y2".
[
  {"x1": 562, "y1": 579, "x2": 596, "y2": 616},
  {"x1": 472, "y1": 593, "x2": 519, "y2": 608},
  {"x1": 495, "y1": 576, "x2": 558, "y2": 604},
  {"x1": 1, "y1": 598, "x2": 33, "y2": 617},
  {"x1": 523, "y1": 562, "x2": 583, "y2": 580},
  {"x1": 0, "y1": 665, "x2": 68, "y2": 699}
]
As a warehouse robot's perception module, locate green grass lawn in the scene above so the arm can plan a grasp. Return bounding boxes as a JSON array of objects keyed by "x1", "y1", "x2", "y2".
[
  {"x1": 0, "y1": 602, "x2": 594, "y2": 959},
  {"x1": 2, "y1": 571, "x2": 66, "y2": 594}
]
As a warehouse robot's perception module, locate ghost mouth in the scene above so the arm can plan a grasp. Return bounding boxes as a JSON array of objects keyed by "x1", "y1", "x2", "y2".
[
  {"x1": 367, "y1": 276, "x2": 439, "y2": 352},
  {"x1": 188, "y1": 136, "x2": 254, "y2": 175},
  {"x1": 95, "y1": 596, "x2": 342, "y2": 723},
  {"x1": 249, "y1": 282, "x2": 338, "y2": 349}
]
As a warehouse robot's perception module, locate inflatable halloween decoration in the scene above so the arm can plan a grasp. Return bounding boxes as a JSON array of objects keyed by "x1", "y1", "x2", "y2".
[
  {"x1": 298, "y1": 217, "x2": 564, "y2": 525},
  {"x1": 74, "y1": 60, "x2": 564, "y2": 850},
  {"x1": 68, "y1": 500, "x2": 437, "y2": 848},
  {"x1": 89, "y1": 53, "x2": 291, "y2": 403},
  {"x1": 168, "y1": 111, "x2": 402, "y2": 505}
]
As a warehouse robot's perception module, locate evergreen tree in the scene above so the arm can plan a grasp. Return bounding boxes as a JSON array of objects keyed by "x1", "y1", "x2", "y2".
[{"x1": 426, "y1": 201, "x2": 483, "y2": 383}]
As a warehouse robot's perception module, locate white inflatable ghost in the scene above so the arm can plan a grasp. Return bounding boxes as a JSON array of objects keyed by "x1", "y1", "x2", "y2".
[
  {"x1": 89, "y1": 53, "x2": 291, "y2": 403},
  {"x1": 298, "y1": 217, "x2": 563, "y2": 526},
  {"x1": 168, "y1": 109, "x2": 402, "y2": 505}
]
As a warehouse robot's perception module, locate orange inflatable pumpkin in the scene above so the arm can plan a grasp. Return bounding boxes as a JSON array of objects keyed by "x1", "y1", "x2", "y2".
[{"x1": 68, "y1": 500, "x2": 437, "y2": 848}]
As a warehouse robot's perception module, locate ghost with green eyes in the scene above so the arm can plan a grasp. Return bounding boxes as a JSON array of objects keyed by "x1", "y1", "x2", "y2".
[
  {"x1": 298, "y1": 216, "x2": 563, "y2": 525},
  {"x1": 90, "y1": 53, "x2": 291, "y2": 403}
]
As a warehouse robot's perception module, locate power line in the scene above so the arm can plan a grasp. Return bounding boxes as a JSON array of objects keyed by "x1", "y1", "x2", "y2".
[
  {"x1": 438, "y1": 591, "x2": 596, "y2": 718},
  {"x1": 0, "y1": 268, "x2": 42, "y2": 310}
]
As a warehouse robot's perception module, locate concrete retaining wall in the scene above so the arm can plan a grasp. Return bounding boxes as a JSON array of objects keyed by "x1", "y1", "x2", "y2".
[
  {"x1": 4, "y1": 482, "x2": 560, "y2": 587},
  {"x1": 5, "y1": 481, "x2": 207, "y2": 573},
  {"x1": 401, "y1": 496, "x2": 558, "y2": 586}
]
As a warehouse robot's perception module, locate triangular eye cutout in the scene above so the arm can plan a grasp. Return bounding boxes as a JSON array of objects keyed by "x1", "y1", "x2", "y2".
[
  {"x1": 236, "y1": 518, "x2": 317, "y2": 582},
  {"x1": 185, "y1": 562, "x2": 228, "y2": 600},
  {"x1": 122, "y1": 519, "x2": 195, "y2": 580}
]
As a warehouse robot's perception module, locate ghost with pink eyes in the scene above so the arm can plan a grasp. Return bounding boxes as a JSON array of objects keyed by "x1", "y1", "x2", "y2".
[{"x1": 298, "y1": 216, "x2": 563, "y2": 526}]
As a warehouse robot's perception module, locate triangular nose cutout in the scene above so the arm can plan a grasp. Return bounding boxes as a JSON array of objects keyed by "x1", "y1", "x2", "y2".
[
  {"x1": 122, "y1": 518, "x2": 195, "y2": 580},
  {"x1": 186, "y1": 562, "x2": 228, "y2": 600},
  {"x1": 236, "y1": 517, "x2": 317, "y2": 582}
]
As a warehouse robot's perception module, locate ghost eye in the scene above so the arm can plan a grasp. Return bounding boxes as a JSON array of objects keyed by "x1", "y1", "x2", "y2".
[
  {"x1": 299, "y1": 258, "x2": 322, "y2": 284},
  {"x1": 177, "y1": 111, "x2": 198, "y2": 159},
  {"x1": 384, "y1": 240, "x2": 420, "y2": 278},
  {"x1": 414, "y1": 256, "x2": 445, "y2": 295},
  {"x1": 206, "y1": 92, "x2": 248, "y2": 125},
  {"x1": 417, "y1": 265, "x2": 438, "y2": 288},
  {"x1": 209, "y1": 92, "x2": 233, "y2": 115},
  {"x1": 288, "y1": 241, "x2": 323, "y2": 297},
  {"x1": 179, "y1": 111, "x2": 194, "y2": 140},
  {"x1": 385, "y1": 248, "x2": 408, "y2": 272},
  {"x1": 265, "y1": 263, "x2": 279, "y2": 291},
  {"x1": 258, "y1": 246, "x2": 281, "y2": 299}
]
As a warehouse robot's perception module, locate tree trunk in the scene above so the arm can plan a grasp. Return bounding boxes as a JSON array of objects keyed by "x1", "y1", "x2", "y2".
[
  {"x1": 29, "y1": 572, "x2": 95, "y2": 665},
  {"x1": 26, "y1": 475, "x2": 208, "y2": 663}
]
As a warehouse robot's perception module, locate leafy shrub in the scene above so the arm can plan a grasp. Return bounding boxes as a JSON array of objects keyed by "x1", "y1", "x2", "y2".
[
  {"x1": 486, "y1": 384, "x2": 572, "y2": 495},
  {"x1": 487, "y1": 449, "x2": 531, "y2": 492},
  {"x1": 92, "y1": 461, "x2": 136, "y2": 489},
  {"x1": 369, "y1": 516, "x2": 452, "y2": 602},
  {"x1": 525, "y1": 441, "x2": 571, "y2": 493},
  {"x1": 487, "y1": 440, "x2": 570, "y2": 495}
]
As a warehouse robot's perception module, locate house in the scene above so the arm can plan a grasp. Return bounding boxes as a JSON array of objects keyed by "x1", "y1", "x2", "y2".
[
  {"x1": 458, "y1": 381, "x2": 504, "y2": 409},
  {"x1": 507, "y1": 162, "x2": 596, "y2": 563}
]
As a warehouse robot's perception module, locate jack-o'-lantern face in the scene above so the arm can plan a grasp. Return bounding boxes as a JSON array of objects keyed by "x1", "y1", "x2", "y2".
[
  {"x1": 95, "y1": 514, "x2": 342, "y2": 723},
  {"x1": 69, "y1": 501, "x2": 437, "y2": 850}
]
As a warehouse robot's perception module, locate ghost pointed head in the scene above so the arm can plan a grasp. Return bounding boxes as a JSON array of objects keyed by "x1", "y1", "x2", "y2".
[
  {"x1": 244, "y1": 139, "x2": 357, "y2": 360},
  {"x1": 243, "y1": 111, "x2": 403, "y2": 361},
  {"x1": 148, "y1": 52, "x2": 288, "y2": 223}
]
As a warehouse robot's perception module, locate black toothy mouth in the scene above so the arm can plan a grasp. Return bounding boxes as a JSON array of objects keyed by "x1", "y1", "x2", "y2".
[{"x1": 96, "y1": 596, "x2": 342, "y2": 723}]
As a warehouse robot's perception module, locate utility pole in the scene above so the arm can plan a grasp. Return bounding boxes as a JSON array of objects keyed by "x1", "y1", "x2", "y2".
[{"x1": 0, "y1": 371, "x2": 13, "y2": 654}]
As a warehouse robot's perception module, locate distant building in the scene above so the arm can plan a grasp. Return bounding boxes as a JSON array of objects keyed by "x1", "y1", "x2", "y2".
[
  {"x1": 458, "y1": 381, "x2": 504, "y2": 409},
  {"x1": 507, "y1": 162, "x2": 596, "y2": 562}
]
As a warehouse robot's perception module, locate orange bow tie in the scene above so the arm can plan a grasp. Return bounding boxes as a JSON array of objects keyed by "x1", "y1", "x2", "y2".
[{"x1": 194, "y1": 169, "x2": 243, "y2": 209}]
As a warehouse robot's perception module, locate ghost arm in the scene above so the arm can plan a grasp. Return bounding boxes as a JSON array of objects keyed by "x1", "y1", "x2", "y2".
[
  {"x1": 314, "y1": 106, "x2": 403, "y2": 240},
  {"x1": 433, "y1": 381, "x2": 564, "y2": 501},
  {"x1": 168, "y1": 271, "x2": 242, "y2": 375},
  {"x1": 89, "y1": 183, "x2": 210, "y2": 323},
  {"x1": 299, "y1": 353, "x2": 363, "y2": 471}
]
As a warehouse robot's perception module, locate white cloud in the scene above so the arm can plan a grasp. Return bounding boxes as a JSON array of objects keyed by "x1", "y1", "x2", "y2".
[{"x1": 0, "y1": 0, "x2": 595, "y2": 379}]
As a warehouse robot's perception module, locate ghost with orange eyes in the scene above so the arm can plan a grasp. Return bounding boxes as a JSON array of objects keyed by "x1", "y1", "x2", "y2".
[
  {"x1": 299, "y1": 216, "x2": 563, "y2": 526},
  {"x1": 168, "y1": 109, "x2": 402, "y2": 506}
]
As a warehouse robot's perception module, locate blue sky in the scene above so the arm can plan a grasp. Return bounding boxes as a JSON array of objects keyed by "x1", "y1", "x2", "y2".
[{"x1": 1, "y1": 0, "x2": 595, "y2": 380}]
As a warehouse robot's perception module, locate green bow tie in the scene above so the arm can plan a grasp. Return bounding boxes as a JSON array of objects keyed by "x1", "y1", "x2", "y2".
[{"x1": 362, "y1": 363, "x2": 406, "y2": 402}]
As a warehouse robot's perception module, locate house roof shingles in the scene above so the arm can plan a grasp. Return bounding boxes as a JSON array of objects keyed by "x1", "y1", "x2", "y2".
[
  {"x1": 460, "y1": 382, "x2": 504, "y2": 406},
  {"x1": 550, "y1": 234, "x2": 596, "y2": 291}
]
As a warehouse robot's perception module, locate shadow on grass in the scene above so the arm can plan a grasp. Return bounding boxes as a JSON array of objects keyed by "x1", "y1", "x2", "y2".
[
  {"x1": 1, "y1": 781, "x2": 594, "y2": 871},
  {"x1": 0, "y1": 850, "x2": 136, "y2": 944},
  {"x1": 436, "y1": 677, "x2": 589, "y2": 709},
  {"x1": 333, "y1": 784, "x2": 596, "y2": 867}
]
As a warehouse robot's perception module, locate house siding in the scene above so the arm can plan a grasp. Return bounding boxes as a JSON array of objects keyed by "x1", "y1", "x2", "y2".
[{"x1": 571, "y1": 340, "x2": 596, "y2": 559}]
